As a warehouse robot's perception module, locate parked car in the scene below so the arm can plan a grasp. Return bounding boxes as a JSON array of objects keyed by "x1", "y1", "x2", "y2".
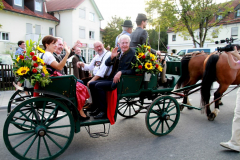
[
  {"x1": 160, "y1": 53, "x2": 182, "y2": 61},
  {"x1": 176, "y1": 48, "x2": 217, "y2": 57}
]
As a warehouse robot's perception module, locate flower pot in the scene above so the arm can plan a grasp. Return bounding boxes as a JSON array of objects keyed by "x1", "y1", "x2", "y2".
[
  {"x1": 24, "y1": 79, "x2": 34, "y2": 88},
  {"x1": 144, "y1": 72, "x2": 151, "y2": 81}
]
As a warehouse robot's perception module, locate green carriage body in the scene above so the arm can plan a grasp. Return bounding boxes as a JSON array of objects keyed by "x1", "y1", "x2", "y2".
[{"x1": 4, "y1": 61, "x2": 182, "y2": 160}]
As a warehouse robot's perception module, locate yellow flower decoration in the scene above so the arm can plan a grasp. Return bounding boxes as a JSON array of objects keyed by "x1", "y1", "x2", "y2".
[
  {"x1": 144, "y1": 45, "x2": 147, "y2": 48},
  {"x1": 145, "y1": 62, "x2": 153, "y2": 70},
  {"x1": 42, "y1": 66, "x2": 49, "y2": 74},
  {"x1": 150, "y1": 53, "x2": 156, "y2": 60},
  {"x1": 158, "y1": 66, "x2": 163, "y2": 72},
  {"x1": 147, "y1": 46, "x2": 151, "y2": 50},
  {"x1": 137, "y1": 52, "x2": 144, "y2": 58},
  {"x1": 16, "y1": 56, "x2": 20, "y2": 62},
  {"x1": 16, "y1": 66, "x2": 30, "y2": 76},
  {"x1": 37, "y1": 46, "x2": 45, "y2": 53}
]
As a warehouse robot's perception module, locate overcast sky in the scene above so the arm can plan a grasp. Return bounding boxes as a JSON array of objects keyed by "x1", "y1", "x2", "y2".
[{"x1": 94, "y1": 0, "x2": 229, "y2": 29}]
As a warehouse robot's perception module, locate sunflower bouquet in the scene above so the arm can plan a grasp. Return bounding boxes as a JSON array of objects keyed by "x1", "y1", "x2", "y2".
[
  {"x1": 132, "y1": 43, "x2": 163, "y2": 75},
  {"x1": 12, "y1": 37, "x2": 51, "y2": 87}
]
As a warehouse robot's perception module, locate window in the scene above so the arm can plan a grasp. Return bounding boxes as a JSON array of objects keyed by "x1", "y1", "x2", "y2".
[
  {"x1": 35, "y1": 25, "x2": 41, "y2": 34},
  {"x1": 49, "y1": 27, "x2": 54, "y2": 36},
  {"x1": 236, "y1": 9, "x2": 240, "y2": 17},
  {"x1": 79, "y1": 27, "x2": 85, "y2": 39},
  {"x1": 231, "y1": 27, "x2": 238, "y2": 36},
  {"x1": 177, "y1": 50, "x2": 186, "y2": 56},
  {"x1": 26, "y1": 23, "x2": 32, "y2": 34},
  {"x1": 172, "y1": 35, "x2": 176, "y2": 41},
  {"x1": 35, "y1": 0, "x2": 42, "y2": 12},
  {"x1": 216, "y1": 15, "x2": 222, "y2": 21},
  {"x1": 79, "y1": 8, "x2": 86, "y2": 19},
  {"x1": 0, "y1": 32, "x2": 10, "y2": 41},
  {"x1": 212, "y1": 30, "x2": 218, "y2": 38},
  {"x1": 81, "y1": 49, "x2": 86, "y2": 60},
  {"x1": 14, "y1": 0, "x2": 22, "y2": 6},
  {"x1": 89, "y1": 12, "x2": 95, "y2": 21},
  {"x1": 88, "y1": 49, "x2": 96, "y2": 62},
  {"x1": 89, "y1": 31, "x2": 94, "y2": 39}
]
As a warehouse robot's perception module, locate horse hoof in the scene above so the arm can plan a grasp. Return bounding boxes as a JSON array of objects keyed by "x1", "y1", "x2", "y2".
[
  {"x1": 219, "y1": 102, "x2": 223, "y2": 105},
  {"x1": 208, "y1": 113, "x2": 216, "y2": 121},
  {"x1": 180, "y1": 105, "x2": 184, "y2": 111}
]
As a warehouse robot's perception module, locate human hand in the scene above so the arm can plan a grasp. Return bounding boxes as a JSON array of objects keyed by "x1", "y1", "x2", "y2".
[
  {"x1": 73, "y1": 40, "x2": 82, "y2": 49},
  {"x1": 156, "y1": 51, "x2": 161, "y2": 56},
  {"x1": 87, "y1": 80, "x2": 93, "y2": 88},
  {"x1": 63, "y1": 42, "x2": 70, "y2": 55},
  {"x1": 111, "y1": 47, "x2": 119, "y2": 59},
  {"x1": 113, "y1": 71, "x2": 122, "y2": 83}
]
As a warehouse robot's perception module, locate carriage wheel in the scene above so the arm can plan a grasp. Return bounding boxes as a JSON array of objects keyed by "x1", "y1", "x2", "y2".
[
  {"x1": 3, "y1": 97, "x2": 74, "y2": 160},
  {"x1": 145, "y1": 95, "x2": 180, "y2": 136},
  {"x1": 118, "y1": 97, "x2": 141, "y2": 118},
  {"x1": 8, "y1": 90, "x2": 33, "y2": 113}
]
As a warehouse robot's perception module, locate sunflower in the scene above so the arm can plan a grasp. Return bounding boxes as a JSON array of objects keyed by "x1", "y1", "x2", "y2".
[
  {"x1": 150, "y1": 53, "x2": 156, "y2": 60},
  {"x1": 37, "y1": 46, "x2": 45, "y2": 53},
  {"x1": 16, "y1": 66, "x2": 30, "y2": 76},
  {"x1": 42, "y1": 66, "x2": 49, "y2": 74},
  {"x1": 145, "y1": 62, "x2": 153, "y2": 70},
  {"x1": 158, "y1": 65, "x2": 163, "y2": 72},
  {"x1": 137, "y1": 52, "x2": 144, "y2": 58}
]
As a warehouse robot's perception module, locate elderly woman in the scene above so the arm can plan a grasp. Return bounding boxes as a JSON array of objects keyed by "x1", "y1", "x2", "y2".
[{"x1": 41, "y1": 35, "x2": 89, "y2": 121}]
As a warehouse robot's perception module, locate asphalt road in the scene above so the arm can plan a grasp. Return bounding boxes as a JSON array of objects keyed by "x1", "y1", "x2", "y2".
[{"x1": 0, "y1": 87, "x2": 240, "y2": 160}]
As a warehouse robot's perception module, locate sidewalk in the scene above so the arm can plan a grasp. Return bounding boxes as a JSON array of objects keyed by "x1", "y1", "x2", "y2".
[{"x1": 0, "y1": 90, "x2": 15, "y2": 109}]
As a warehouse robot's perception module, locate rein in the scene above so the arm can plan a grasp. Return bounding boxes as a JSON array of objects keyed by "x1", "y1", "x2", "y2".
[{"x1": 203, "y1": 85, "x2": 240, "y2": 108}]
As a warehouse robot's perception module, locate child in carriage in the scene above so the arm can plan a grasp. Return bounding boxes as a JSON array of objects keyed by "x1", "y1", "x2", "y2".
[{"x1": 41, "y1": 35, "x2": 90, "y2": 121}]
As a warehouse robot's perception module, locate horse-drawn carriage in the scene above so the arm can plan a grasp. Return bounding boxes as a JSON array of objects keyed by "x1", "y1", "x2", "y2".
[{"x1": 3, "y1": 61, "x2": 204, "y2": 160}]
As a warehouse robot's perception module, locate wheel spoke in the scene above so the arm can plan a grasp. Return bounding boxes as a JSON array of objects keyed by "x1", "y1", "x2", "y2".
[
  {"x1": 10, "y1": 120, "x2": 33, "y2": 129},
  {"x1": 167, "y1": 105, "x2": 176, "y2": 112},
  {"x1": 9, "y1": 130, "x2": 34, "y2": 136},
  {"x1": 41, "y1": 101, "x2": 47, "y2": 125},
  {"x1": 150, "y1": 118, "x2": 159, "y2": 127},
  {"x1": 157, "y1": 104, "x2": 162, "y2": 112},
  {"x1": 47, "y1": 130, "x2": 69, "y2": 139},
  {"x1": 155, "y1": 120, "x2": 162, "y2": 132},
  {"x1": 13, "y1": 133, "x2": 35, "y2": 149},
  {"x1": 162, "y1": 99, "x2": 166, "y2": 111},
  {"x1": 19, "y1": 110, "x2": 37, "y2": 127},
  {"x1": 165, "y1": 120, "x2": 170, "y2": 130},
  {"x1": 149, "y1": 116, "x2": 159, "y2": 119},
  {"x1": 46, "y1": 114, "x2": 68, "y2": 127},
  {"x1": 46, "y1": 133, "x2": 63, "y2": 149},
  {"x1": 44, "y1": 105, "x2": 59, "y2": 125},
  {"x1": 30, "y1": 103, "x2": 40, "y2": 125},
  {"x1": 169, "y1": 113, "x2": 177, "y2": 116},
  {"x1": 37, "y1": 136, "x2": 41, "y2": 159},
  {"x1": 151, "y1": 110, "x2": 160, "y2": 115},
  {"x1": 43, "y1": 136, "x2": 52, "y2": 157},
  {"x1": 161, "y1": 120, "x2": 164, "y2": 134},
  {"x1": 23, "y1": 134, "x2": 38, "y2": 157},
  {"x1": 165, "y1": 100, "x2": 172, "y2": 111},
  {"x1": 122, "y1": 105, "x2": 128, "y2": 115},
  {"x1": 48, "y1": 125, "x2": 71, "y2": 129},
  {"x1": 169, "y1": 118, "x2": 175, "y2": 123},
  {"x1": 118, "y1": 103, "x2": 127, "y2": 110}
]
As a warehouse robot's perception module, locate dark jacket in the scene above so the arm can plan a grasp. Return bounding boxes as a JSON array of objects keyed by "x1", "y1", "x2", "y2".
[
  {"x1": 52, "y1": 51, "x2": 74, "y2": 75},
  {"x1": 72, "y1": 55, "x2": 89, "y2": 79},
  {"x1": 105, "y1": 48, "x2": 136, "y2": 79},
  {"x1": 130, "y1": 27, "x2": 156, "y2": 54}
]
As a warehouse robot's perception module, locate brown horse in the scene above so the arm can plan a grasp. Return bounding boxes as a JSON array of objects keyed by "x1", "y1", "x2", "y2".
[
  {"x1": 200, "y1": 52, "x2": 240, "y2": 121},
  {"x1": 176, "y1": 51, "x2": 209, "y2": 109}
]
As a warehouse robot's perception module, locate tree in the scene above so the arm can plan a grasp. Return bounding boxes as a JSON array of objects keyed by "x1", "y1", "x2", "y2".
[
  {"x1": 102, "y1": 16, "x2": 130, "y2": 49},
  {"x1": 147, "y1": 29, "x2": 168, "y2": 52},
  {"x1": 0, "y1": 0, "x2": 4, "y2": 28},
  {"x1": 145, "y1": 0, "x2": 234, "y2": 47}
]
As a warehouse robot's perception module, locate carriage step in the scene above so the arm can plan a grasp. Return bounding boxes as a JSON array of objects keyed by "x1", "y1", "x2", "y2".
[
  {"x1": 180, "y1": 103, "x2": 202, "y2": 110},
  {"x1": 84, "y1": 123, "x2": 110, "y2": 138}
]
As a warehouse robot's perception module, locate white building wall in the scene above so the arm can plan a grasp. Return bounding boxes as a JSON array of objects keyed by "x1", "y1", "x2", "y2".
[
  {"x1": 0, "y1": 10, "x2": 57, "y2": 54},
  {"x1": 168, "y1": 23, "x2": 240, "y2": 54}
]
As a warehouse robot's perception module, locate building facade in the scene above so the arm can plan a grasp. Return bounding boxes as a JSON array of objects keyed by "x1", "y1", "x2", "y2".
[{"x1": 167, "y1": 0, "x2": 240, "y2": 54}]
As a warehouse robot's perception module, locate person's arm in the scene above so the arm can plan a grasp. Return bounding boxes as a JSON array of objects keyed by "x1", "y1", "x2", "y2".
[
  {"x1": 72, "y1": 57, "x2": 80, "y2": 79},
  {"x1": 87, "y1": 75, "x2": 101, "y2": 87},
  {"x1": 226, "y1": 46, "x2": 240, "y2": 69},
  {"x1": 50, "y1": 42, "x2": 70, "y2": 70}
]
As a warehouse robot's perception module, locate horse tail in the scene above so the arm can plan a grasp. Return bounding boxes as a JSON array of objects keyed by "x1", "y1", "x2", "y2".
[
  {"x1": 200, "y1": 54, "x2": 219, "y2": 107},
  {"x1": 176, "y1": 56, "x2": 191, "y2": 89}
]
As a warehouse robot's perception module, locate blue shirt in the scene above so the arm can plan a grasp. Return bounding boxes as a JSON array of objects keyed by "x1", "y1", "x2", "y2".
[
  {"x1": 14, "y1": 47, "x2": 24, "y2": 59},
  {"x1": 115, "y1": 31, "x2": 131, "y2": 47}
]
